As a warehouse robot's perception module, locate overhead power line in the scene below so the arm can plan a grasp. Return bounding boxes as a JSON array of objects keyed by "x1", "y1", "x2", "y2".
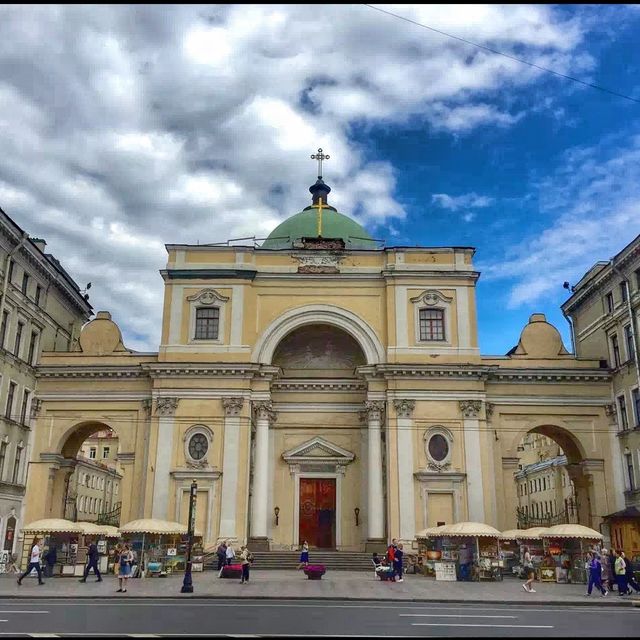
[{"x1": 363, "y1": 4, "x2": 640, "y2": 105}]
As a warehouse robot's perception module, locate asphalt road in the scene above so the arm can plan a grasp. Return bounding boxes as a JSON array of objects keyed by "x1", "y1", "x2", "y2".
[{"x1": 0, "y1": 598, "x2": 636, "y2": 637}]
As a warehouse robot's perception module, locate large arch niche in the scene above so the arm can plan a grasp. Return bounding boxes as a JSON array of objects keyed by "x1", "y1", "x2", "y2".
[{"x1": 273, "y1": 324, "x2": 367, "y2": 377}]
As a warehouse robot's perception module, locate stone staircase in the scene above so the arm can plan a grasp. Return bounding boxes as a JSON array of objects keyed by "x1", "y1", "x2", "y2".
[{"x1": 204, "y1": 550, "x2": 374, "y2": 571}]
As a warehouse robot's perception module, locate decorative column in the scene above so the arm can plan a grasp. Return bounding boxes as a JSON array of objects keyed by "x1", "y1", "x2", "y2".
[
  {"x1": 151, "y1": 397, "x2": 179, "y2": 519},
  {"x1": 250, "y1": 401, "x2": 276, "y2": 547},
  {"x1": 459, "y1": 400, "x2": 486, "y2": 522},
  {"x1": 218, "y1": 397, "x2": 244, "y2": 540},
  {"x1": 364, "y1": 401, "x2": 386, "y2": 543},
  {"x1": 393, "y1": 399, "x2": 416, "y2": 543}
]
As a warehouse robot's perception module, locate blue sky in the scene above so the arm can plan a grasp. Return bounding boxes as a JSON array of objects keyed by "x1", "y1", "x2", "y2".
[{"x1": 0, "y1": 5, "x2": 639, "y2": 353}]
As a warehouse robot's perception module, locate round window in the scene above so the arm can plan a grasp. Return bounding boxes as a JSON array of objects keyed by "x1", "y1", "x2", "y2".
[
  {"x1": 428, "y1": 434, "x2": 449, "y2": 462},
  {"x1": 188, "y1": 433, "x2": 209, "y2": 460}
]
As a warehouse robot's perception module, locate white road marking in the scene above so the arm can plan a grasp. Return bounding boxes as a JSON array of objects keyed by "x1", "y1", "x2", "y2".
[
  {"x1": 411, "y1": 623, "x2": 554, "y2": 628},
  {"x1": 0, "y1": 612, "x2": 49, "y2": 614},
  {"x1": 27, "y1": 635, "x2": 59, "y2": 638},
  {"x1": 400, "y1": 614, "x2": 516, "y2": 618}
]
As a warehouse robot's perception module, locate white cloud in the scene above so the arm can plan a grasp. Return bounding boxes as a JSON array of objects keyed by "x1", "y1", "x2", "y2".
[
  {"x1": 481, "y1": 133, "x2": 640, "y2": 308},
  {"x1": 432, "y1": 192, "x2": 494, "y2": 211},
  {"x1": 0, "y1": 4, "x2": 596, "y2": 349}
]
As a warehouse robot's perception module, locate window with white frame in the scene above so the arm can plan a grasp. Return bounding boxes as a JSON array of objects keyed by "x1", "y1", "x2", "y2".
[
  {"x1": 89, "y1": 447, "x2": 97, "y2": 460},
  {"x1": 423, "y1": 426, "x2": 453, "y2": 470},
  {"x1": 184, "y1": 425, "x2": 213, "y2": 464},
  {"x1": 187, "y1": 289, "x2": 229, "y2": 344},
  {"x1": 632, "y1": 388, "x2": 640, "y2": 428},
  {"x1": 411, "y1": 290, "x2": 453, "y2": 345},
  {"x1": 610, "y1": 334, "x2": 621, "y2": 368},
  {"x1": 618, "y1": 394, "x2": 629, "y2": 430},
  {"x1": 102, "y1": 446, "x2": 110, "y2": 459},
  {"x1": 625, "y1": 324, "x2": 635, "y2": 362},
  {"x1": 11, "y1": 442, "x2": 23, "y2": 484},
  {"x1": 606, "y1": 292, "x2": 614, "y2": 313},
  {"x1": 626, "y1": 451, "x2": 635, "y2": 491}
]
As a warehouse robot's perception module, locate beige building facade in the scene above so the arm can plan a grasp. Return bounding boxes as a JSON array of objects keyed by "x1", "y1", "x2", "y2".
[
  {"x1": 0, "y1": 207, "x2": 91, "y2": 553},
  {"x1": 23, "y1": 178, "x2": 622, "y2": 550}
]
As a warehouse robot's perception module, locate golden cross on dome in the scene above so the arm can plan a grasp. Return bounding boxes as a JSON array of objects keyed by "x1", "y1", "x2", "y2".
[
  {"x1": 313, "y1": 197, "x2": 324, "y2": 236},
  {"x1": 310, "y1": 147, "x2": 330, "y2": 179}
]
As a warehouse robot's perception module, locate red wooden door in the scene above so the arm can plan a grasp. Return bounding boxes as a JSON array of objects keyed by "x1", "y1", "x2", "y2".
[{"x1": 299, "y1": 478, "x2": 336, "y2": 548}]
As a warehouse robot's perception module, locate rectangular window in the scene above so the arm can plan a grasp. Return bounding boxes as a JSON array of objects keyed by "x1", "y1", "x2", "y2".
[
  {"x1": 5, "y1": 382, "x2": 16, "y2": 420},
  {"x1": 7, "y1": 260, "x2": 14, "y2": 284},
  {"x1": 13, "y1": 321, "x2": 23, "y2": 358},
  {"x1": 20, "y1": 390, "x2": 30, "y2": 425},
  {"x1": 194, "y1": 307, "x2": 220, "y2": 340},
  {"x1": 633, "y1": 388, "x2": 640, "y2": 428},
  {"x1": 621, "y1": 281, "x2": 628, "y2": 303},
  {"x1": 419, "y1": 308, "x2": 445, "y2": 341},
  {"x1": 21, "y1": 273, "x2": 29, "y2": 296},
  {"x1": 89, "y1": 447, "x2": 97, "y2": 459},
  {"x1": 618, "y1": 395, "x2": 629, "y2": 430},
  {"x1": 102, "y1": 447, "x2": 110, "y2": 459},
  {"x1": 625, "y1": 325, "x2": 635, "y2": 362},
  {"x1": 0, "y1": 310, "x2": 9, "y2": 349},
  {"x1": 611, "y1": 334, "x2": 621, "y2": 368},
  {"x1": 0, "y1": 442, "x2": 7, "y2": 480},
  {"x1": 626, "y1": 453, "x2": 635, "y2": 491},
  {"x1": 27, "y1": 331, "x2": 38, "y2": 365},
  {"x1": 606, "y1": 292, "x2": 614, "y2": 313},
  {"x1": 11, "y1": 446, "x2": 22, "y2": 484},
  {"x1": 636, "y1": 267, "x2": 640, "y2": 291},
  {"x1": 35, "y1": 285, "x2": 42, "y2": 307}
]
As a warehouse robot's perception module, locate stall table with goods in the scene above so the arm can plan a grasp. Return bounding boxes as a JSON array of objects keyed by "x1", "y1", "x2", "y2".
[
  {"x1": 427, "y1": 522, "x2": 502, "y2": 582},
  {"x1": 20, "y1": 519, "x2": 84, "y2": 577},
  {"x1": 541, "y1": 524, "x2": 603, "y2": 584},
  {"x1": 119, "y1": 519, "x2": 203, "y2": 577},
  {"x1": 416, "y1": 525, "x2": 448, "y2": 578},
  {"x1": 77, "y1": 522, "x2": 120, "y2": 575},
  {"x1": 499, "y1": 528, "x2": 548, "y2": 580}
]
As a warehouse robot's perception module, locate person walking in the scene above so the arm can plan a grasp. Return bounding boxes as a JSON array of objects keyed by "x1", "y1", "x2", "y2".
[
  {"x1": 297, "y1": 541, "x2": 309, "y2": 570},
  {"x1": 521, "y1": 546, "x2": 536, "y2": 593},
  {"x1": 17, "y1": 537, "x2": 44, "y2": 586},
  {"x1": 586, "y1": 553, "x2": 607, "y2": 596},
  {"x1": 386, "y1": 538, "x2": 397, "y2": 565},
  {"x1": 79, "y1": 539, "x2": 102, "y2": 583},
  {"x1": 393, "y1": 542, "x2": 404, "y2": 582},
  {"x1": 240, "y1": 545, "x2": 252, "y2": 584},
  {"x1": 117, "y1": 544, "x2": 133, "y2": 593},
  {"x1": 614, "y1": 550, "x2": 629, "y2": 596},
  {"x1": 43, "y1": 545, "x2": 57, "y2": 578},
  {"x1": 216, "y1": 540, "x2": 227, "y2": 575},
  {"x1": 623, "y1": 552, "x2": 640, "y2": 594}
]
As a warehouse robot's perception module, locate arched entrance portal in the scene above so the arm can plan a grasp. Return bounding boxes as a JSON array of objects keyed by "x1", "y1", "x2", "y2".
[
  {"x1": 47, "y1": 421, "x2": 125, "y2": 527},
  {"x1": 513, "y1": 424, "x2": 593, "y2": 528},
  {"x1": 260, "y1": 322, "x2": 367, "y2": 550}
]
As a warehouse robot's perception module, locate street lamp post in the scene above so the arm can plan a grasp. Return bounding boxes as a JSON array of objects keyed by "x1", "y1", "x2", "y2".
[{"x1": 181, "y1": 479, "x2": 198, "y2": 594}]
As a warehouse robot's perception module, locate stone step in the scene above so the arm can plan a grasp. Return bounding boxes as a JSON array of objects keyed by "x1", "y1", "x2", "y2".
[{"x1": 204, "y1": 550, "x2": 375, "y2": 571}]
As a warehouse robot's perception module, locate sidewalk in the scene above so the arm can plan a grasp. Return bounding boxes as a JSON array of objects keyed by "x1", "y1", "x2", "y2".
[{"x1": 0, "y1": 570, "x2": 636, "y2": 606}]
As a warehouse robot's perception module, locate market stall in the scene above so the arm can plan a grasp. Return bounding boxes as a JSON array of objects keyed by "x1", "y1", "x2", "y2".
[
  {"x1": 498, "y1": 528, "x2": 548, "y2": 579},
  {"x1": 20, "y1": 519, "x2": 84, "y2": 577},
  {"x1": 428, "y1": 522, "x2": 503, "y2": 581},
  {"x1": 541, "y1": 524, "x2": 603, "y2": 584},
  {"x1": 415, "y1": 525, "x2": 448, "y2": 578},
  {"x1": 77, "y1": 522, "x2": 121, "y2": 575},
  {"x1": 119, "y1": 519, "x2": 203, "y2": 577}
]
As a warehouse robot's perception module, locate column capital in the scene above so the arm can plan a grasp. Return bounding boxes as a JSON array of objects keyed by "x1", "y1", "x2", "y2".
[
  {"x1": 156, "y1": 397, "x2": 179, "y2": 416},
  {"x1": 253, "y1": 401, "x2": 277, "y2": 424},
  {"x1": 459, "y1": 399, "x2": 482, "y2": 419},
  {"x1": 393, "y1": 399, "x2": 415, "y2": 418},
  {"x1": 363, "y1": 400, "x2": 385, "y2": 422},
  {"x1": 223, "y1": 396, "x2": 245, "y2": 416}
]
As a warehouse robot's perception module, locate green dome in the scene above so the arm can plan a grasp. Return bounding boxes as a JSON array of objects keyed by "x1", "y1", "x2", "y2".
[{"x1": 261, "y1": 208, "x2": 376, "y2": 250}]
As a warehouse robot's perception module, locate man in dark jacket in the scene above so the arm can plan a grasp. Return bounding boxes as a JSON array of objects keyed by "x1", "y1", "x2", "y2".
[
  {"x1": 79, "y1": 540, "x2": 102, "y2": 582},
  {"x1": 43, "y1": 546, "x2": 57, "y2": 578},
  {"x1": 623, "y1": 553, "x2": 640, "y2": 594}
]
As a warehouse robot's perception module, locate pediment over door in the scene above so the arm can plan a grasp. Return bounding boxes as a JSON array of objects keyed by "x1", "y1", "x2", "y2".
[{"x1": 282, "y1": 436, "x2": 355, "y2": 475}]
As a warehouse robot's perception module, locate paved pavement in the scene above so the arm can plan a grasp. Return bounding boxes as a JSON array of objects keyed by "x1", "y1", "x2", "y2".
[
  {"x1": 1, "y1": 570, "x2": 637, "y2": 606},
  {"x1": 0, "y1": 598, "x2": 637, "y2": 636}
]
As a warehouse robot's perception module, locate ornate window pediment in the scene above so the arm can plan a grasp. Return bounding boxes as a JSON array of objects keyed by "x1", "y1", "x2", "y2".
[
  {"x1": 187, "y1": 288, "x2": 229, "y2": 344},
  {"x1": 282, "y1": 436, "x2": 355, "y2": 475},
  {"x1": 410, "y1": 289, "x2": 453, "y2": 345}
]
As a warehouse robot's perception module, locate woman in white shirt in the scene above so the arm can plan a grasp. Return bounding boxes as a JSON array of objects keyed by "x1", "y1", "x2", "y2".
[
  {"x1": 225, "y1": 543, "x2": 236, "y2": 565},
  {"x1": 17, "y1": 537, "x2": 45, "y2": 586}
]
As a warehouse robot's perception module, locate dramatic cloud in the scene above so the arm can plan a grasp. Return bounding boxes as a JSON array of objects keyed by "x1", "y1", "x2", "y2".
[
  {"x1": 0, "y1": 4, "x2": 594, "y2": 349},
  {"x1": 480, "y1": 132, "x2": 640, "y2": 308}
]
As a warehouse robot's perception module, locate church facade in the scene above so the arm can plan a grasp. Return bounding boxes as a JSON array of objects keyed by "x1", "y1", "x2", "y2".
[{"x1": 22, "y1": 173, "x2": 623, "y2": 551}]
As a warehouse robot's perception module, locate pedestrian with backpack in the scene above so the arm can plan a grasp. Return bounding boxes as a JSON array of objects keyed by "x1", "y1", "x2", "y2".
[{"x1": 240, "y1": 545, "x2": 252, "y2": 584}]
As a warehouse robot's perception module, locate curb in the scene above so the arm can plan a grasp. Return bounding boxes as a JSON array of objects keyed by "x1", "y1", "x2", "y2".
[{"x1": 0, "y1": 593, "x2": 634, "y2": 607}]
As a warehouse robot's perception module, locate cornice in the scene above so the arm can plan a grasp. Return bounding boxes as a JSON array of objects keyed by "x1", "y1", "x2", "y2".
[
  {"x1": 271, "y1": 378, "x2": 366, "y2": 393},
  {"x1": 143, "y1": 363, "x2": 276, "y2": 379},
  {"x1": 489, "y1": 368, "x2": 610, "y2": 383},
  {"x1": 382, "y1": 269, "x2": 480, "y2": 281},
  {"x1": 36, "y1": 365, "x2": 145, "y2": 380}
]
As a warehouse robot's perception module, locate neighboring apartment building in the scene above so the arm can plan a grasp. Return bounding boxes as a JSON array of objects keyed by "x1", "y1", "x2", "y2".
[
  {"x1": 514, "y1": 433, "x2": 575, "y2": 525},
  {"x1": 0, "y1": 206, "x2": 92, "y2": 552},
  {"x1": 562, "y1": 234, "x2": 640, "y2": 548},
  {"x1": 79, "y1": 428, "x2": 119, "y2": 468}
]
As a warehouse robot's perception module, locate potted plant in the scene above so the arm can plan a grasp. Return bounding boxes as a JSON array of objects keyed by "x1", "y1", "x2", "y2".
[{"x1": 303, "y1": 564, "x2": 326, "y2": 580}]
